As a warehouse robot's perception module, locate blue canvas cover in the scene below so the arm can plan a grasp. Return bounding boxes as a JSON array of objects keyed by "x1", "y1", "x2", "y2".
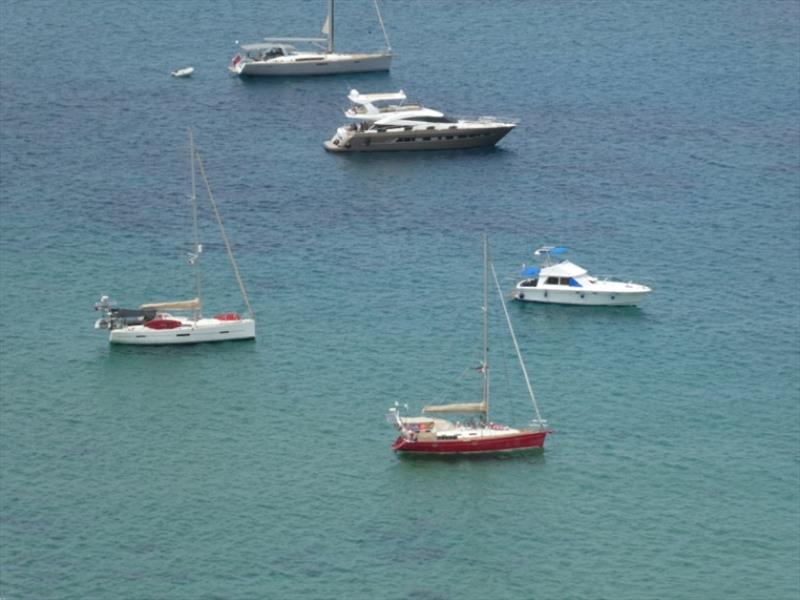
[{"x1": 520, "y1": 266, "x2": 540, "y2": 277}]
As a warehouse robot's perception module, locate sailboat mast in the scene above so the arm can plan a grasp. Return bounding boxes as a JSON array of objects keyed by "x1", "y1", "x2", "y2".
[
  {"x1": 482, "y1": 234, "x2": 490, "y2": 421},
  {"x1": 189, "y1": 128, "x2": 202, "y2": 316},
  {"x1": 327, "y1": 0, "x2": 334, "y2": 53}
]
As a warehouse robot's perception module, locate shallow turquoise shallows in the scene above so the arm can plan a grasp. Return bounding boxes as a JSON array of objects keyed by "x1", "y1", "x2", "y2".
[{"x1": 1, "y1": 1, "x2": 798, "y2": 599}]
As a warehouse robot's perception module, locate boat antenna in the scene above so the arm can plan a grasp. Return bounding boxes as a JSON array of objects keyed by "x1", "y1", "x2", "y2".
[
  {"x1": 374, "y1": 0, "x2": 391, "y2": 52},
  {"x1": 188, "y1": 128, "x2": 202, "y2": 317},
  {"x1": 490, "y1": 260, "x2": 545, "y2": 425},
  {"x1": 194, "y1": 149, "x2": 255, "y2": 320},
  {"x1": 482, "y1": 234, "x2": 490, "y2": 422}
]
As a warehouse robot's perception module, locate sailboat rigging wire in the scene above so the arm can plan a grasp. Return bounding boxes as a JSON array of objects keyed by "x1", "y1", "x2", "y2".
[
  {"x1": 374, "y1": 0, "x2": 391, "y2": 51},
  {"x1": 430, "y1": 365, "x2": 473, "y2": 407},
  {"x1": 490, "y1": 261, "x2": 544, "y2": 424},
  {"x1": 194, "y1": 151, "x2": 255, "y2": 320}
]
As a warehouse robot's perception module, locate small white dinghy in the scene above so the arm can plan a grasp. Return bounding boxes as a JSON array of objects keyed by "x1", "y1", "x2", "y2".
[
  {"x1": 513, "y1": 246, "x2": 651, "y2": 306},
  {"x1": 171, "y1": 67, "x2": 194, "y2": 78}
]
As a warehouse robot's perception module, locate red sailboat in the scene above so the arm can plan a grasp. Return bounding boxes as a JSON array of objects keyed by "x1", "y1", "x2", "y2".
[{"x1": 389, "y1": 236, "x2": 552, "y2": 455}]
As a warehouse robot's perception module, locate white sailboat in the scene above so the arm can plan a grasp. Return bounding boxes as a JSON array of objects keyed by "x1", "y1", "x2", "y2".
[
  {"x1": 229, "y1": 0, "x2": 391, "y2": 76},
  {"x1": 388, "y1": 236, "x2": 551, "y2": 455},
  {"x1": 94, "y1": 131, "x2": 256, "y2": 345}
]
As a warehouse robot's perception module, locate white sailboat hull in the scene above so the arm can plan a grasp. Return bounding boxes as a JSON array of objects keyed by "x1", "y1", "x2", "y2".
[
  {"x1": 109, "y1": 318, "x2": 255, "y2": 345},
  {"x1": 231, "y1": 52, "x2": 391, "y2": 76},
  {"x1": 513, "y1": 286, "x2": 650, "y2": 306}
]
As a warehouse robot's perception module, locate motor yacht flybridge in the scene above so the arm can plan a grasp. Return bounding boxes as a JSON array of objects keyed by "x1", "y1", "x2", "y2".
[
  {"x1": 93, "y1": 131, "x2": 256, "y2": 345},
  {"x1": 229, "y1": 0, "x2": 391, "y2": 76},
  {"x1": 388, "y1": 236, "x2": 551, "y2": 455},
  {"x1": 324, "y1": 89, "x2": 517, "y2": 152},
  {"x1": 513, "y1": 246, "x2": 652, "y2": 306}
]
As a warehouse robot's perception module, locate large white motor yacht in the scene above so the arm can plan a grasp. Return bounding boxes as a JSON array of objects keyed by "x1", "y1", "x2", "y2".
[
  {"x1": 229, "y1": 0, "x2": 391, "y2": 77},
  {"x1": 324, "y1": 89, "x2": 517, "y2": 152},
  {"x1": 513, "y1": 247, "x2": 652, "y2": 306}
]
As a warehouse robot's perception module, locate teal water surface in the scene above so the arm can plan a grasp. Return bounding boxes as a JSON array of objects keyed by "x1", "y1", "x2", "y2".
[{"x1": 1, "y1": 1, "x2": 799, "y2": 599}]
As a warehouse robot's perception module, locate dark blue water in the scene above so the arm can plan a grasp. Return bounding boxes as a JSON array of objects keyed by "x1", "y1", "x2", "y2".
[{"x1": 2, "y1": 1, "x2": 799, "y2": 598}]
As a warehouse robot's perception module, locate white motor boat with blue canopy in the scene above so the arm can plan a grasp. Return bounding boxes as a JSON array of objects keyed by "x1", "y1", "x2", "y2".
[
  {"x1": 229, "y1": 0, "x2": 391, "y2": 76},
  {"x1": 513, "y1": 246, "x2": 651, "y2": 306},
  {"x1": 324, "y1": 89, "x2": 517, "y2": 152}
]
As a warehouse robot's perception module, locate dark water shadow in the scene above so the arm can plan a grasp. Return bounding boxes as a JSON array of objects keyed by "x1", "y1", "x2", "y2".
[
  {"x1": 511, "y1": 299, "x2": 649, "y2": 320},
  {"x1": 233, "y1": 70, "x2": 394, "y2": 87},
  {"x1": 328, "y1": 144, "x2": 511, "y2": 161},
  {"x1": 394, "y1": 447, "x2": 546, "y2": 464},
  {"x1": 100, "y1": 338, "x2": 258, "y2": 366}
]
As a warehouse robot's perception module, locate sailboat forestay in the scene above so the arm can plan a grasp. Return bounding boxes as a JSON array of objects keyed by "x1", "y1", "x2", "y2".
[
  {"x1": 388, "y1": 236, "x2": 551, "y2": 455},
  {"x1": 229, "y1": 0, "x2": 391, "y2": 76},
  {"x1": 94, "y1": 131, "x2": 256, "y2": 345}
]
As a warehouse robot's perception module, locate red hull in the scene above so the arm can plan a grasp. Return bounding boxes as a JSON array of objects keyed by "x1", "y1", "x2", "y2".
[{"x1": 392, "y1": 430, "x2": 549, "y2": 455}]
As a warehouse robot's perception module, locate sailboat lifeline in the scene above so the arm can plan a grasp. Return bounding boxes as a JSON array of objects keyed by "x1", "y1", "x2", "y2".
[
  {"x1": 229, "y1": 0, "x2": 391, "y2": 77},
  {"x1": 93, "y1": 131, "x2": 256, "y2": 345}
]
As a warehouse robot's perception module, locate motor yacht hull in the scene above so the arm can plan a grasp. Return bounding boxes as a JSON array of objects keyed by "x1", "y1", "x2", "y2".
[
  {"x1": 392, "y1": 429, "x2": 548, "y2": 455},
  {"x1": 231, "y1": 52, "x2": 391, "y2": 76},
  {"x1": 325, "y1": 125, "x2": 514, "y2": 152},
  {"x1": 108, "y1": 318, "x2": 255, "y2": 345},
  {"x1": 513, "y1": 286, "x2": 650, "y2": 306}
]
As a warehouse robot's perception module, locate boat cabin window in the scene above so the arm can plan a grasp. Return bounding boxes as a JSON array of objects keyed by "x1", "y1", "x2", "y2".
[
  {"x1": 411, "y1": 116, "x2": 455, "y2": 124},
  {"x1": 520, "y1": 278, "x2": 538, "y2": 287},
  {"x1": 545, "y1": 276, "x2": 573, "y2": 286},
  {"x1": 255, "y1": 47, "x2": 285, "y2": 60}
]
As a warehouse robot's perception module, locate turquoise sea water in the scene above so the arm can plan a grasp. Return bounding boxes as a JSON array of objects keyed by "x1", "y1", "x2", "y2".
[{"x1": 1, "y1": 1, "x2": 799, "y2": 598}]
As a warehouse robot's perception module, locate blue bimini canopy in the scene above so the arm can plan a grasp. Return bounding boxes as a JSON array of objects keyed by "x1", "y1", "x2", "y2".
[
  {"x1": 520, "y1": 266, "x2": 540, "y2": 277},
  {"x1": 550, "y1": 246, "x2": 568, "y2": 255}
]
